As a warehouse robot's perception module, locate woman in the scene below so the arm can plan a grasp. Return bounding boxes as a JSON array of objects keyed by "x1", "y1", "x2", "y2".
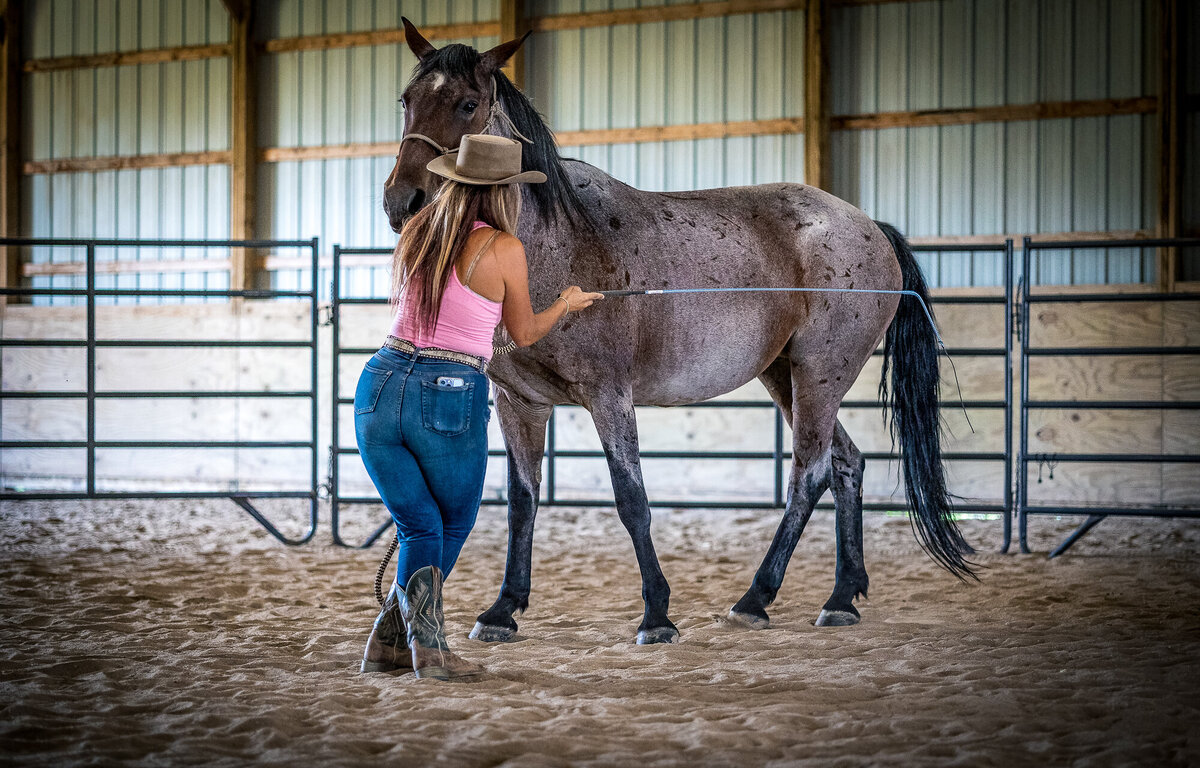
[{"x1": 357, "y1": 134, "x2": 602, "y2": 680}]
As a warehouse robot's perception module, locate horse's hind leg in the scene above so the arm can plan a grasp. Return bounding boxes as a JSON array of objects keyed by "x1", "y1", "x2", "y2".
[
  {"x1": 815, "y1": 422, "x2": 869, "y2": 627},
  {"x1": 729, "y1": 359, "x2": 835, "y2": 629},
  {"x1": 471, "y1": 390, "x2": 552, "y2": 642}
]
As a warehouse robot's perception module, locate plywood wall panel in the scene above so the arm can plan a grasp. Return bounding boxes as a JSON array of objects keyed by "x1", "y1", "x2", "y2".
[
  {"x1": 1029, "y1": 409, "x2": 1163, "y2": 455},
  {"x1": 1029, "y1": 302, "x2": 1164, "y2": 348},
  {"x1": 1162, "y1": 466, "x2": 1200, "y2": 506},
  {"x1": 1024, "y1": 463, "x2": 1161, "y2": 506},
  {"x1": 1027, "y1": 355, "x2": 1162, "y2": 402}
]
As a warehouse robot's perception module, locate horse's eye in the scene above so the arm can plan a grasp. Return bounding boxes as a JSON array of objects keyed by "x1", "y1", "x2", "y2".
[{"x1": 463, "y1": 100, "x2": 478, "y2": 114}]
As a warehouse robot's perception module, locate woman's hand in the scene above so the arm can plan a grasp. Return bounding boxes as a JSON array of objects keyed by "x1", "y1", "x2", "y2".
[{"x1": 558, "y1": 285, "x2": 604, "y2": 312}]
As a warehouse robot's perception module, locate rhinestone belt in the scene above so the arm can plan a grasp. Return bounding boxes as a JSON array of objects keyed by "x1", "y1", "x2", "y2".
[{"x1": 384, "y1": 336, "x2": 488, "y2": 374}]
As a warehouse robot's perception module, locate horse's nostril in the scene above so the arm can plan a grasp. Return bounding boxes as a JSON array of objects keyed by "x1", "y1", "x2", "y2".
[{"x1": 407, "y1": 189, "x2": 426, "y2": 215}]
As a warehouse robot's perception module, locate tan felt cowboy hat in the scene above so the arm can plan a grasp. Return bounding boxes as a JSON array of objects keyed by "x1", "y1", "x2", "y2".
[{"x1": 427, "y1": 134, "x2": 546, "y2": 185}]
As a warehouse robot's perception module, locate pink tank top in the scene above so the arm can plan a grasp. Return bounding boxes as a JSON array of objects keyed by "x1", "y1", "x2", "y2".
[{"x1": 390, "y1": 221, "x2": 504, "y2": 360}]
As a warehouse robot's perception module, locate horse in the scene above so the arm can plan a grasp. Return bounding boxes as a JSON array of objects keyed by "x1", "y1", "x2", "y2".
[{"x1": 382, "y1": 20, "x2": 974, "y2": 645}]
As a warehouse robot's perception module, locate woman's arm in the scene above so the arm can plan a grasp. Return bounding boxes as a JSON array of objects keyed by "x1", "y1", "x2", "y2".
[{"x1": 497, "y1": 236, "x2": 602, "y2": 348}]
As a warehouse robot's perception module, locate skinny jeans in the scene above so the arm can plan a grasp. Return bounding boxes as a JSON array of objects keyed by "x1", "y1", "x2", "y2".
[{"x1": 353, "y1": 345, "x2": 490, "y2": 588}]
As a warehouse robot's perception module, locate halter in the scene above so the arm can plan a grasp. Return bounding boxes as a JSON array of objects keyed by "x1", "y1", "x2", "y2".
[{"x1": 397, "y1": 77, "x2": 533, "y2": 159}]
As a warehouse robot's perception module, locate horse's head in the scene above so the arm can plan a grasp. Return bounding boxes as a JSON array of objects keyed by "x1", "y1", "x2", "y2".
[{"x1": 382, "y1": 18, "x2": 530, "y2": 232}]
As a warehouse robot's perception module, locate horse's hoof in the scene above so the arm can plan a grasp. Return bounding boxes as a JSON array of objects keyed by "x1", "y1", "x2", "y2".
[
  {"x1": 814, "y1": 608, "x2": 860, "y2": 627},
  {"x1": 726, "y1": 609, "x2": 770, "y2": 630},
  {"x1": 635, "y1": 626, "x2": 680, "y2": 645},
  {"x1": 469, "y1": 622, "x2": 516, "y2": 643}
]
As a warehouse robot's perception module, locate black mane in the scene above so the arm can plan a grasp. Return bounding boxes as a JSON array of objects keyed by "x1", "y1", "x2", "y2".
[{"x1": 414, "y1": 44, "x2": 591, "y2": 227}]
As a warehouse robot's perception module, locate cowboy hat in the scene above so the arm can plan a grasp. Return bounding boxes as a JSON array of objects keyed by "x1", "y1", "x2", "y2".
[{"x1": 427, "y1": 134, "x2": 546, "y2": 185}]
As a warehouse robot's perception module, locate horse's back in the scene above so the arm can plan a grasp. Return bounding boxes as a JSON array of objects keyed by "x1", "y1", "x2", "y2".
[{"x1": 506, "y1": 164, "x2": 901, "y2": 408}]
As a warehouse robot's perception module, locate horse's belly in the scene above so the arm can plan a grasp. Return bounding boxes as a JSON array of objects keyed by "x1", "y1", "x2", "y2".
[
  {"x1": 630, "y1": 298, "x2": 794, "y2": 405},
  {"x1": 633, "y1": 366, "x2": 761, "y2": 406}
]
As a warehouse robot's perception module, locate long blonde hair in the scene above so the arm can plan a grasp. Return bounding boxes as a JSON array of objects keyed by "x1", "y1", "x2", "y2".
[{"x1": 392, "y1": 181, "x2": 520, "y2": 334}]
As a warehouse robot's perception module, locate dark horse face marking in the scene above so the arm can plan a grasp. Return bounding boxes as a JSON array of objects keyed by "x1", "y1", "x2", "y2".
[{"x1": 381, "y1": 18, "x2": 530, "y2": 232}]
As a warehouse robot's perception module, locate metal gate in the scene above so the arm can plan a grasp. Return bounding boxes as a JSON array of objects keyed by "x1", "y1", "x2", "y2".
[
  {"x1": 0, "y1": 237, "x2": 321, "y2": 545},
  {"x1": 1015, "y1": 236, "x2": 1200, "y2": 555}
]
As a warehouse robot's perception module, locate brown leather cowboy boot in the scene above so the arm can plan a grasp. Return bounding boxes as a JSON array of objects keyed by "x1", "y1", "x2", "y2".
[
  {"x1": 360, "y1": 583, "x2": 412, "y2": 674},
  {"x1": 398, "y1": 566, "x2": 485, "y2": 681}
]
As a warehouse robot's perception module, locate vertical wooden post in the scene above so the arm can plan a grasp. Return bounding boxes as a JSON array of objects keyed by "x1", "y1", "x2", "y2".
[
  {"x1": 1, "y1": 0, "x2": 24, "y2": 306},
  {"x1": 1155, "y1": 0, "x2": 1180, "y2": 291},
  {"x1": 225, "y1": 0, "x2": 260, "y2": 291},
  {"x1": 499, "y1": 0, "x2": 526, "y2": 89},
  {"x1": 804, "y1": 0, "x2": 830, "y2": 190}
]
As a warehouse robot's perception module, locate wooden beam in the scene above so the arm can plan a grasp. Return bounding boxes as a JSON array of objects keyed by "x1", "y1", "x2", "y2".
[
  {"x1": 500, "y1": 0, "x2": 526, "y2": 89},
  {"x1": 830, "y1": 0, "x2": 935, "y2": 6},
  {"x1": 528, "y1": 0, "x2": 805, "y2": 32},
  {"x1": 22, "y1": 253, "x2": 390, "y2": 275},
  {"x1": 22, "y1": 150, "x2": 231, "y2": 175},
  {"x1": 23, "y1": 258, "x2": 234, "y2": 277},
  {"x1": 2, "y1": 0, "x2": 24, "y2": 306},
  {"x1": 220, "y1": 0, "x2": 247, "y2": 22},
  {"x1": 832, "y1": 97, "x2": 1158, "y2": 131},
  {"x1": 249, "y1": 95, "x2": 1160, "y2": 163},
  {"x1": 804, "y1": 0, "x2": 830, "y2": 189},
  {"x1": 260, "y1": 142, "x2": 397, "y2": 163},
  {"x1": 909, "y1": 229, "x2": 1155, "y2": 247},
  {"x1": 229, "y1": 4, "x2": 259, "y2": 291},
  {"x1": 554, "y1": 117, "x2": 805, "y2": 146},
  {"x1": 1155, "y1": 0, "x2": 1181, "y2": 291},
  {"x1": 261, "y1": 22, "x2": 500, "y2": 55},
  {"x1": 257, "y1": 119, "x2": 806, "y2": 162},
  {"x1": 23, "y1": 44, "x2": 230, "y2": 73}
]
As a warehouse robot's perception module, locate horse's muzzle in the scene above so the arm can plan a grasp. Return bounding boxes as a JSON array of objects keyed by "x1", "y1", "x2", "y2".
[{"x1": 383, "y1": 186, "x2": 427, "y2": 233}]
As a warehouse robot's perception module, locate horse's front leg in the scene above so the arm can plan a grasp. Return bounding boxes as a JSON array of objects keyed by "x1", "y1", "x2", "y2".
[
  {"x1": 590, "y1": 392, "x2": 679, "y2": 644},
  {"x1": 470, "y1": 389, "x2": 551, "y2": 643}
]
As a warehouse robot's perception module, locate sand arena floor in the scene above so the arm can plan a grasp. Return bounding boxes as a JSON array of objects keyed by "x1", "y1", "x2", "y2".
[{"x1": 1, "y1": 499, "x2": 1198, "y2": 767}]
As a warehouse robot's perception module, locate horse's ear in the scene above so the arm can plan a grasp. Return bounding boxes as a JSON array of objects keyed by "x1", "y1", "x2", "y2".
[
  {"x1": 480, "y1": 31, "x2": 531, "y2": 72},
  {"x1": 402, "y1": 17, "x2": 436, "y2": 60}
]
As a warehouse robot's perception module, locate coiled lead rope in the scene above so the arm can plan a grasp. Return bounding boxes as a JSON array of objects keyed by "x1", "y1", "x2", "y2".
[{"x1": 374, "y1": 537, "x2": 399, "y2": 605}]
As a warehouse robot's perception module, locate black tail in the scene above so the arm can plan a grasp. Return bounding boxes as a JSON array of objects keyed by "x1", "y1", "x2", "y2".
[{"x1": 875, "y1": 221, "x2": 976, "y2": 580}]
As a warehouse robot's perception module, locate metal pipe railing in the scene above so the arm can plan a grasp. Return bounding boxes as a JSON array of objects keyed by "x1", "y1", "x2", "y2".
[{"x1": 0, "y1": 236, "x2": 321, "y2": 545}]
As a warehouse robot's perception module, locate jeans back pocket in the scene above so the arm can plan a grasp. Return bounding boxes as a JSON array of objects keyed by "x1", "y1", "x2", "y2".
[
  {"x1": 354, "y1": 364, "x2": 392, "y2": 415},
  {"x1": 420, "y1": 380, "x2": 474, "y2": 436}
]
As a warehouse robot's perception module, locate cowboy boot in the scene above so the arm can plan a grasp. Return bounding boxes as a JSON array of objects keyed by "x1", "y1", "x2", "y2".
[
  {"x1": 398, "y1": 566, "x2": 485, "y2": 681},
  {"x1": 360, "y1": 583, "x2": 413, "y2": 674}
]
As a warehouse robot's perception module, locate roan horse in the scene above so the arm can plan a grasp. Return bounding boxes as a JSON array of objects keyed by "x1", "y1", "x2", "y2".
[{"x1": 384, "y1": 21, "x2": 974, "y2": 645}]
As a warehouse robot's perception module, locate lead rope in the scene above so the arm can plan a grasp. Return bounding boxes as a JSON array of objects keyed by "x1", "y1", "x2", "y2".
[{"x1": 375, "y1": 537, "x2": 399, "y2": 606}]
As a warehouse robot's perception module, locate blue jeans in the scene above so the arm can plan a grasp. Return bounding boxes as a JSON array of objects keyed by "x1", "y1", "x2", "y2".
[{"x1": 354, "y1": 345, "x2": 490, "y2": 589}]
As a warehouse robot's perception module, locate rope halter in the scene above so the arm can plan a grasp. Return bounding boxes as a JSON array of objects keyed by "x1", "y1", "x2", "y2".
[{"x1": 398, "y1": 77, "x2": 533, "y2": 159}]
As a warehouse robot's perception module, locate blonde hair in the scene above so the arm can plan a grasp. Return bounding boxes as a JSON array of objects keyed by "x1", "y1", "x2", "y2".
[{"x1": 391, "y1": 181, "x2": 520, "y2": 334}]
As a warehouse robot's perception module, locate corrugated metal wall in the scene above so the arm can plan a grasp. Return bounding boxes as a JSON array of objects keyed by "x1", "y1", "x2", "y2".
[
  {"x1": 23, "y1": 0, "x2": 232, "y2": 305},
  {"x1": 19, "y1": 0, "x2": 1170, "y2": 300},
  {"x1": 829, "y1": 0, "x2": 1157, "y2": 286},
  {"x1": 525, "y1": 0, "x2": 805, "y2": 191},
  {"x1": 1183, "y1": 0, "x2": 1199, "y2": 282},
  {"x1": 257, "y1": 0, "x2": 498, "y2": 297}
]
